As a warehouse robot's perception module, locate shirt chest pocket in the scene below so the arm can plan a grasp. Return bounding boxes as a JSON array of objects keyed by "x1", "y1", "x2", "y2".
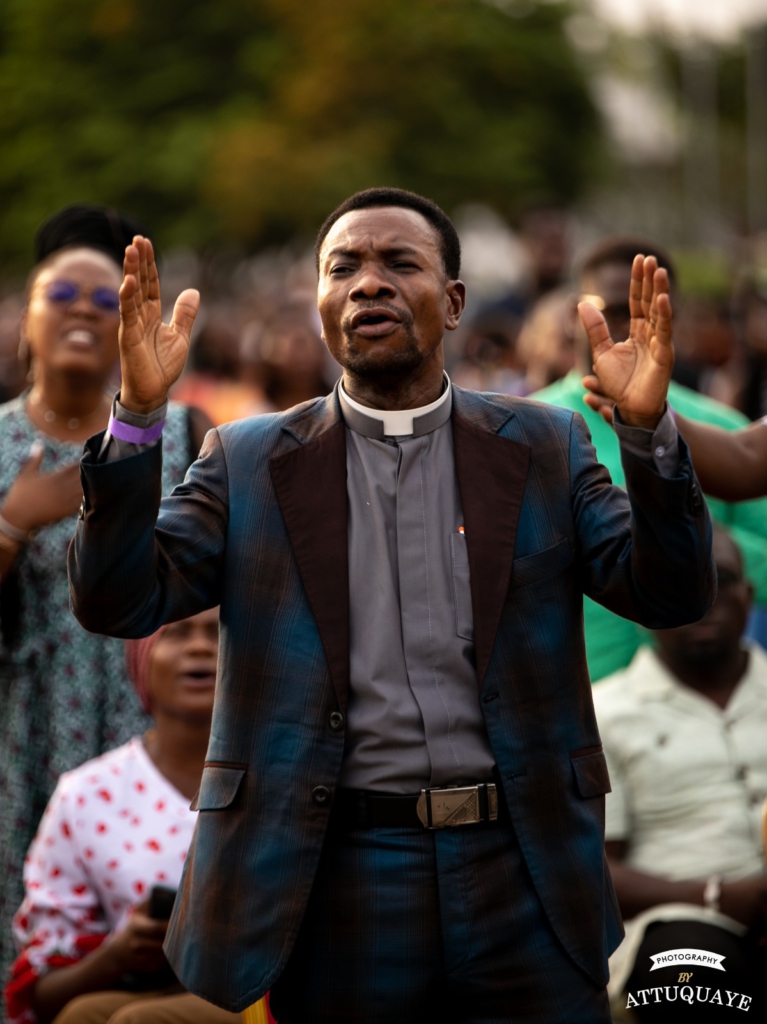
[{"x1": 450, "y1": 531, "x2": 474, "y2": 641}]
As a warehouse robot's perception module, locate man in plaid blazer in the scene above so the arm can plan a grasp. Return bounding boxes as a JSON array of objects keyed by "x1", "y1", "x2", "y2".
[{"x1": 69, "y1": 189, "x2": 714, "y2": 1023}]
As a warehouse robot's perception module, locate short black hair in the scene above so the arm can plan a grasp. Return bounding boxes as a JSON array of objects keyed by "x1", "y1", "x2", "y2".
[
  {"x1": 34, "y1": 203, "x2": 150, "y2": 268},
  {"x1": 580, "y1": 235, "x2": 676, "y2": 287},
  {"x1": 315, "y1": 187, "x2": 461, "y2": 280}
]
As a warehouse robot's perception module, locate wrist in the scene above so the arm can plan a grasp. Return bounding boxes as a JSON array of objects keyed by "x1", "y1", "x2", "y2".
[
  {"x1": 118, "y1": 390, "x2": 168, "y2": 416},
  {"x1": 616, "y1": 406, "x2": 664, "y2": 431},
  {"x1": 0, "y1": 504, "x2": 35, "y2": 537}
]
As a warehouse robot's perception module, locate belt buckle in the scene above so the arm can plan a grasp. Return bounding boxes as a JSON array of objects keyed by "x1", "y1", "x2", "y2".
[{"x1": 416, "y1": 783, "x2": 498, "y2": 829}]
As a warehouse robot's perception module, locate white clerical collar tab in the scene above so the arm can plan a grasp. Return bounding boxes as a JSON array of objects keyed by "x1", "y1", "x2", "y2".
[{"x1": 339, "y1": 374, "x2": 452, "y2": 439}]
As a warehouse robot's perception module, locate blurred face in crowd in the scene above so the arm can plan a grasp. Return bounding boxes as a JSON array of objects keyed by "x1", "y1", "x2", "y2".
[
  {"x1": 147, "y1": 607, "x2": 219, "y2": 726},
  {"x1": 743, "y1": 292, "x2": 767, "y2": 356},
  {"x1": 520, "y1": 208, "x2": 570, "y2": 294},
  {"x1": 317, "y1": 206, "x2": 465, "y2": 383},
  {"x1": 655, "y1": 532, "x2": 752, "y2": 672},
  {"x1": 23, "y1": 248, "x2": 121, "y2": 378},
  {"x1": 261, "y1": 314, "x2": 326, "y2": 387}
]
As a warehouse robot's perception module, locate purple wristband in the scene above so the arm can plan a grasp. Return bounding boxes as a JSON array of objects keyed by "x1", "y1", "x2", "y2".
[{"x1": 108, "y1": 414, "x2": 165, "y2": 445}]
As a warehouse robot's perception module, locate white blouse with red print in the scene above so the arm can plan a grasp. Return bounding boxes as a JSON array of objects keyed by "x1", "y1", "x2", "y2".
[{"x1": 5, "y1": 738, "x2": 197, "y2": 1024}]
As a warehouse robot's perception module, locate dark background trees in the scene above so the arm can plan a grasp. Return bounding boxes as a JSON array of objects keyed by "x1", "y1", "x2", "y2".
[{"x1": 0, "y1": 0, "x2": 599, "y2": 271}]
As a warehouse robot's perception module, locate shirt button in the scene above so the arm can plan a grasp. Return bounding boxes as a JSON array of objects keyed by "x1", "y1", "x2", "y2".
[
  {"x1": 655, "y1": 446, "x2": 666, "y2": 458},
  {"x1": 329, "y1": 711, "x2": 344, "y2": 731},
  {"x1": 312, "y1": 786, "x2": 331, "y2": 806},
  {"x1": 735, "y1": 766, "x2": 747, "y2": 781}
]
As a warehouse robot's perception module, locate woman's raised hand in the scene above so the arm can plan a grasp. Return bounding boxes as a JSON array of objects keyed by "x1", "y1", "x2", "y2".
[{"x1": 118, "y1": 236, "x2": 200, "y2": 414}]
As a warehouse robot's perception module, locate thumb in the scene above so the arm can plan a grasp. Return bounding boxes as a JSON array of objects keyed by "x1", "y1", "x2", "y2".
[
  {"x1": 169, "y1": 289, "x2": 200, "y2": 343},
  {"x1": 577, "y1": 301, "x2": 613, "y2": 362},
  {"x1": 20, "y1": 442, "x2": 44, "y2": 476}
]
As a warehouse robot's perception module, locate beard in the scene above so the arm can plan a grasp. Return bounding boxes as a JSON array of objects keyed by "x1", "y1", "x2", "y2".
[{"x1": 339, "y1": 307, "x2": 425, "y2": 380}]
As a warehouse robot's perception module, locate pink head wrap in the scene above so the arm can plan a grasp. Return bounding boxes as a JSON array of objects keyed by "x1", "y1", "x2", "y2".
[{"x1": 125, "y1": 627, "x2": 167, "y2": 714}]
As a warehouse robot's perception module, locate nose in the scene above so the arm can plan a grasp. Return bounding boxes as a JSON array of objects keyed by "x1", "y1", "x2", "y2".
[
  {"x1": 349, "y1": 268, "x2": 396, "y2": 302},
  {"x1": 68, "y1": 292, "x2": 100, "y2": 318},
  {"x1": 185, "y1": 627, "x2": 218, "y2": 658}
]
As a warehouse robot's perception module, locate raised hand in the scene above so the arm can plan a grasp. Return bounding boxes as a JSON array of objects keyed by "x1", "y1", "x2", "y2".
[
  {"x1": 578, "y1": 255, "x2": 673, "y2": 430},
  {"x1": 118, "y1": 236, "x2": 200, "y2": 414}
]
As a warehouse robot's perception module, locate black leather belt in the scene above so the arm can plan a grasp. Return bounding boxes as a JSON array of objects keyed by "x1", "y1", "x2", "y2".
[{"x1": 333, "y1": 783, "x2": 501, "y2": 830}]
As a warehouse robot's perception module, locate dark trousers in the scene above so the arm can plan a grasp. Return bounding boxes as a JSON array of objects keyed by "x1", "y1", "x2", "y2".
[
  {"x1": 270, "y1": 816, "x2": 610, "y2": 1024},
  {"x1": 625, "y1": 920, "x2": 767, "y2": 1022}
]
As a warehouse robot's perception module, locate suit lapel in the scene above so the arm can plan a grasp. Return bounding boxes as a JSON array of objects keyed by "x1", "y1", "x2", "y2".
[
  {"x1": 452, "y1": 390, "x2": 531, "y2": 686},
  {"x1": 270, "y1": 398, "x2": 350, "y2": 710}
]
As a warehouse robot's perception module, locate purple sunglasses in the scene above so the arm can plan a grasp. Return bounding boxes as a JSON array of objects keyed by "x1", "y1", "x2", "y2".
[{"x1": 44, "y1": 279, "x2": 120, "y2": 313}]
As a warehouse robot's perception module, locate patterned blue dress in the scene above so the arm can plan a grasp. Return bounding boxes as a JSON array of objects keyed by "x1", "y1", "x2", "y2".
[{"x1": 0, "y1": 397, "x2": 194, "y2": 998}]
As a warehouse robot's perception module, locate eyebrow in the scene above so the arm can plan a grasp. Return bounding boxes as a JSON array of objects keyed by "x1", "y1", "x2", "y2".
[{"x1": 324, "y1": 245, "x2": 423, "y2": 262}]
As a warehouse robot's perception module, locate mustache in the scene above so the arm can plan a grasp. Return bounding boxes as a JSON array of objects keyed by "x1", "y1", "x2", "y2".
[{"x1": 342, "y1": 302, "x2": 413, "y2": 334}]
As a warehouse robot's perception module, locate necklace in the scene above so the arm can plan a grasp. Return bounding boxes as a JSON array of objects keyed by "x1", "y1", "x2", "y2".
[{"x1": 29, "y1": 390, "x2": 111, "y2": 431}]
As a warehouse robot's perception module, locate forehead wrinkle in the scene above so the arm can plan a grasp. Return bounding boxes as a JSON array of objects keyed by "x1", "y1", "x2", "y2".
[{"x1": 320, "y1": 208, "x2": 441, "y2": 266}]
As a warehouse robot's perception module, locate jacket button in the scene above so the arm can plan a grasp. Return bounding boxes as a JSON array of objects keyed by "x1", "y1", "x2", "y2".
[
  {"x1": 312, "y1": 786, "x2": 331, "y2": 806},
  {"x1": 329, "y1": 711, "x2": 344, "y2": 731}
]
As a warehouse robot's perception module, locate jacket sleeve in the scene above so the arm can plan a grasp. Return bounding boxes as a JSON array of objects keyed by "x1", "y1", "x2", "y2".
[
  {"x1": 569, "y1": 411, "x2": 715, "y2": 629},
  {"x1": 68, "y1": 427, "x2": 228, "y2": 638}
]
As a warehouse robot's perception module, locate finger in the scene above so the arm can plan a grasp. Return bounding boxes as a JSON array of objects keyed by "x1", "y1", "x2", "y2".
[
  {"x1": 120, "y1": 243, "x2": 141, "y2": 331},
  {"x1": 582, "y1": 392, "x2": 615, "y2": 424},
  {"x1": 581, "y1": 374, "x2": 604, "y2": 395},
  {"x1": 130, "y1": 916, "x2": 168, "y2": 939},
  {"x1": 641, "y1": 256, "x2": 657, "y2": 320},
  {"x1": 577, "y1": 301, "x2": 613, "y2": 362},
  {"x1": 19, "y1": 446, "x2": 44, "y2": 476},
  {"x1": 170, "y1": 289, "x2": 201, "y2": 343},
  {"x1": 119, "y1": 276, "x2": 140, "y2": 334},
  {"x1": 144, "y1": 238, "x2": 161, "y2": 304},
  {"x1": 629, "y1": 255, "x2": 645, "y2": 320},
  {"x1": 654, "y1": 291, "x2": 673, "y2": 353},
  {"x1": 137, "y1": 237, "x2": 150, "y2": 307}
]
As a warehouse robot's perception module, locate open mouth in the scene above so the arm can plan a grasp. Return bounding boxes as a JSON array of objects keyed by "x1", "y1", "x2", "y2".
[
  {"x1": 350, "y1": 308, "x2": 401, "y2": 338},
  {"x1": 62, "y1": 328, "x2": 98, "y2": 348},
  {"x1": 179, "y1": 668, "x2": 216, "y2": 689}
]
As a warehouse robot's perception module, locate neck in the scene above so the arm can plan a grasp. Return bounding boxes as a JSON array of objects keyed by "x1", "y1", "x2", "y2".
[
  {"x1": 342, "y1": 349, "x2": 445, "y2": 411},
  {"x1": 144, "y1": 712, "x2": 210, "y2": 799},
  {"x1": 659, "y1": 645, "x2": 748, "y2": 709},
  {"x1": 33, "y1": 366, "x2": 109, "y2": 419}
]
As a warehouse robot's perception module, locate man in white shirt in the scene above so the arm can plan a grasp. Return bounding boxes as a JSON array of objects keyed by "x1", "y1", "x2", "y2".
[{"x1": 594, "y1": 527, "x2": 767, "y2": 1020}]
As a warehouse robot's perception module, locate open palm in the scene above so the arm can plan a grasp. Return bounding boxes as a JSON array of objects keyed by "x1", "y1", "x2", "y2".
[
  {"x1": 579, "y1": 255, "x2": 673, "y2": 430},
  {"x1": 118, "y1": 236, "x2": 200, "y2": 413}
]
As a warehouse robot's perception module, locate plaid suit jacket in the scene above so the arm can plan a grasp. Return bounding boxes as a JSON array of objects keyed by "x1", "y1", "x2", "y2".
[{"x1": 69, "y1": 386, "x2": 714, "y2": 1011}]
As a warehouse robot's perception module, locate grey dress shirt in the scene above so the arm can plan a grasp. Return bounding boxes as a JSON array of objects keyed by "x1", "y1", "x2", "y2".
[{"x1": 106, "y1": 380, "x2": 681, "y2": 793}]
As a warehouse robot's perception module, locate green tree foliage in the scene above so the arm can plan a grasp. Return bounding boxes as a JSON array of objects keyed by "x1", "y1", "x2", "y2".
[{"x1": 0, "y1": 0, "x2": 599, "y2": 271}]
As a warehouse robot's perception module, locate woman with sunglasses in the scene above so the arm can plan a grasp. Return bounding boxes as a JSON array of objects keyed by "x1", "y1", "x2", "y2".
[{"x1": 0, "y1": 205, "x2": 212, "y2": 991}]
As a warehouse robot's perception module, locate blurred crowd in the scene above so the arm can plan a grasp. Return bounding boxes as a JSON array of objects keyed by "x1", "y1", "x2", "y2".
[{"x1": 1, "y1": 201, "x2": 767, "y2": 1023}]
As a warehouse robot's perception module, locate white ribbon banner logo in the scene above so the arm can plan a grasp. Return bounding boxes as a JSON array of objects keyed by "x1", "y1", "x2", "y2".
[{"x1": 649, "y1": 948, "x2": 726, "y2": 972}]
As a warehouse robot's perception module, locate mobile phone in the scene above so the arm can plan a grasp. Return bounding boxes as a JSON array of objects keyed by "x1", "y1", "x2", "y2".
[{"x1": 148, "y1": 885, "x2": 177, "y2": 921}]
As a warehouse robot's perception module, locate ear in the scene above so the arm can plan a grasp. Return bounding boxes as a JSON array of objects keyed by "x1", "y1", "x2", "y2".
[{"x1": 445, "y1": 279, "x2": 466, "y2": 332}]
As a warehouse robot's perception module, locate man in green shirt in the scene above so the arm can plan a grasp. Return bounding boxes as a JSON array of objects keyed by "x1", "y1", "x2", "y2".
[{"x1": 534, "y1": 236, "x2": 767, "y2": 681}]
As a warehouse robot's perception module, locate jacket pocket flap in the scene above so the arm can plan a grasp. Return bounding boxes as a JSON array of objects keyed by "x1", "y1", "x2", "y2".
[
  {"x1": 511, "y1": 538, "x2": 573, "y2": 590},
  {"x1": 191, "y1": 765, "x2": 246, "y2": 811},
  {"x1": 571, "y1": 750, "x2": 611, "y2": 798}
]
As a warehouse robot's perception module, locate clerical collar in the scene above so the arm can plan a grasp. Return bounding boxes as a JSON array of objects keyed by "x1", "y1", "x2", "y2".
[{"x1": 338, "y1": 374, "x2": 452, "y2": 440}]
